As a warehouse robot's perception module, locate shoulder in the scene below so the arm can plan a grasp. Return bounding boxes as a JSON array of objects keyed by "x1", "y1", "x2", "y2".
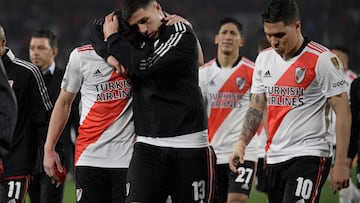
[
  {"x1": 200, "y1": 58, "x2": 217, "y2": 70},
  {"x1": 70, "y1": 44, "x2": 102, "y2": 61},
  {"x1": 11, "y1": 57, "x2": 42, "y2": 78},
  {"x1": 240, "y1": 56, "x2": 255, "y2": 68}
]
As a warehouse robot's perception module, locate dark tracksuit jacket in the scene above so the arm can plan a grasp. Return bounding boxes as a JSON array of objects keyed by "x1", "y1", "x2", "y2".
[
  {"x1": 89, "y1": 20, "x2": 207, "y2": 138},
  {"x1": 0, "y1": 49, "x2": 52, "y2": 179}
]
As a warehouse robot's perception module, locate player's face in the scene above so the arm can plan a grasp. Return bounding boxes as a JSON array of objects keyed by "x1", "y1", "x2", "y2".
[
  {"x1": 128, "y1": 2, "x2": 164, "y2": 40},
  {"x1": 264, "y1": 21, "x2": 301, "y2": 60},
  {"x1": 29, "y1": 37, "x2": 57, "y2": 72},
  {"x1": 215, "y1": 22, "x2": 244, "y2": 56}
]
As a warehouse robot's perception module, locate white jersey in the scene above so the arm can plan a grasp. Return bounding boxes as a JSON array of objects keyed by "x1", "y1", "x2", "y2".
[
  {"x1": 199, "y1": 57, "x2": 258, "y2": 164},
  {"x1": 252, "y1": 41, "x2": 347, "y2": 164},
  {"x1": 62, "y1": 45, "x2": 134, "y2": 168}
]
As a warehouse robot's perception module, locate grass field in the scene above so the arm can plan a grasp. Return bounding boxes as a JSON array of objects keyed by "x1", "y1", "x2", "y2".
[{"x1": 26, "y1": 177, "x2": 340, "y2": 203}]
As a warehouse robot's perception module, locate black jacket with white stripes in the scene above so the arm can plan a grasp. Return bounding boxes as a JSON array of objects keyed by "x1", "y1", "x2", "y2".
[
  {"x1": 0, "y1": 49, "x2": 52, "y2": 179},
  {"x1": 104, "y1": 22, "x2": 207, "y2": 138}
]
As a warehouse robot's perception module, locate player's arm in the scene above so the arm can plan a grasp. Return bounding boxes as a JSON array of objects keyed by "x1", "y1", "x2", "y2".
[
  {"x1": 328, "y1": 92, "x2": 351, "y2": 193},
  {"x1": 44, "y1": 89, "x2": 77, "y2": 185},
  {"x1": 229, "y1": 93, "x2": 266, "y2": 172}
]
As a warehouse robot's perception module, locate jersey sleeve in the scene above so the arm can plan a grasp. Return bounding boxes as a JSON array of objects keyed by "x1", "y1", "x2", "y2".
[
  {"x1": 251, "y1": 52, "x2": 266, "y2": 94},
  {"x1": 316, "y1": 52, "x2": 347, "y2": 98},
  {"x1": 27, "y1": 64, "x2": 53, "y2": 137},
  {"x1": 62, "y1": 49, "x2": 83, "y2": 93}
]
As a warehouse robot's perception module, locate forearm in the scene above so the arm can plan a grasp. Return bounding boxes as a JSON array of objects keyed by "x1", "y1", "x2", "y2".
[
  {"x1": 44, "y1": 96, "x2": 73, "y2": 152},
  {"x1": 335, "y1": 113, "x2": 351, "y2": 162},
  {"x1": 327, "y1": 93, "x2": 351, "y2": 164},
  {"x1": 239, "y1": 94, "x2": 266, "y2": 144}
]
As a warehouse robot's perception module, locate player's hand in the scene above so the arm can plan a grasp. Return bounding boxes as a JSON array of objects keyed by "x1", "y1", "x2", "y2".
[
  {"x1": 43, "y1": 149, "x2": 64, "y2": 187},
  {"x1": 229, "y1": 139, "x2": 246, "y2": 173},
  {"x1": 106, "y1": 55, "x2": 128, "y2": 76},
  {"x1": 103, "y1": 12, "x2": 119, "y2": 41},
  {"x1": 163, "y1": 12, "x2": 192, "y2": 28},
  {"x1": 331, "y1": 160, "x2": 350, "y2": 194}
]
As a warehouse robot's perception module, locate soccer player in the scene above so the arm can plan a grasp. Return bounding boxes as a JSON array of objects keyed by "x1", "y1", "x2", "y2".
[
  {"x1": 43, "y1": 28, "x2": 135, "y2": 202},
  {"x1": 198, "y1": 17, "x2": 257, "y2": 203},
  {"x1": 0, "y1": 24, "x2": 53, "y2": 203},
  {"x1": 329, "y1": 46, "x2": 359, "y2": 203},
  {"x1": 96, "y1": 1, "x2": 216, "y2": 202},
  {"x1": 28, "y1": 28, "x2": 79, "y2": 203},
  {"x1": 229, "y1": 0, "x2": 351, "y2": 202}
]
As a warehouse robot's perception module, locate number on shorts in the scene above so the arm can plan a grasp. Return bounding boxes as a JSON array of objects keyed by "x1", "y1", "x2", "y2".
[
  {"x1": 295, "y1": 177, "x2": 313, "y2": 199},
  {"x1": 235, "y1": 167, "x2": 254, "y2": 184},
  {"x1": 192, "y1": 180, "x2": 205, "y2": 201},
  {"x1": 8, "y1": 181, "x2": 22, "y2": 199}
]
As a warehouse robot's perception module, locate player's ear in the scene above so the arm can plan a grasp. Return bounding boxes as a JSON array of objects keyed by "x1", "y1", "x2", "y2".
[{"x1": 214, "y1": 34, "x2": 219, "y2": 45}]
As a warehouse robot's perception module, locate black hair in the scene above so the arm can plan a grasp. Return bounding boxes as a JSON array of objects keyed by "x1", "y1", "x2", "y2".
[
  {"x1": 218, "y1": 17, "x2": 243, "y2": 36},
  {"x1": 262, "y1": 0, "x2": 300, "y2": 25},
  {"x1": 122, "y1": 0, "x2": 155, "y2": 21},
  {"x1": 31, "y1": 29, "x2": 57, "y2": 48}
]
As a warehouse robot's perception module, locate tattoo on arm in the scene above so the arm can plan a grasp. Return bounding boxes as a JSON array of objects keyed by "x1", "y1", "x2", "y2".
[{"x1": 239, "y1": 107, "x2": 263, "y2": 144}]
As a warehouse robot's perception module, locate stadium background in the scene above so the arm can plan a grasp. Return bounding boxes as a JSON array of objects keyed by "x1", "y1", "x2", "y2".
[{"x1": 1, "y1": 0, "x2": 359, "y2": 72}]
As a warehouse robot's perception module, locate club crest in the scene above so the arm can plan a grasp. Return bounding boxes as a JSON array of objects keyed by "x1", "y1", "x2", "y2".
[
  {"x1": 236, "y1": 77, "x2": 246, "y2": 90},
  {"x1": 295, "y1": 67, "x2": 306, "y2": 84}
]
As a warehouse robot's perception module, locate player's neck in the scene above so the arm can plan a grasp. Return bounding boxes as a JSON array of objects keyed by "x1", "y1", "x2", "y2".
[{"x1": 217, "y1": 52, "x2": 239, "y2": 68}]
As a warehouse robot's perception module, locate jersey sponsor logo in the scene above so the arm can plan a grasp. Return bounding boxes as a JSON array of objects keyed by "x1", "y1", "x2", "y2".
[
  {"x1": 264, "y1": 70, "x2": 271, "y2": 77},
  {"x1": 295, "y1": 67, "x2": 306, "y2": 84},
  {"x1": 332, "y1": 79, "x2": 346, "y2": 88},
  {"x1": 236, "y1": 77, "x2": 246, "y2": 90},
  {"x1": 95, "y1": 79, "x2": 132, "y2": 102},
  {"x1": 330, "y1": 57, "x2": 340, "y2": 69},
  {"x1": 266, "y1": 86, "x2": 305, "y2": 107}
]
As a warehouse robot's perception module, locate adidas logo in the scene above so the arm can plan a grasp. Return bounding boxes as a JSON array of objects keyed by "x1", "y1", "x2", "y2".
[
  {"x1": 93, "y1": 69, "x2": 102, "y2": 76},
  {"x1": 264, "y1": 70, "x2": 271, "y2": 77},
  {"x1": 209, "y1": 80, "x2": 216, "y2": 86}
]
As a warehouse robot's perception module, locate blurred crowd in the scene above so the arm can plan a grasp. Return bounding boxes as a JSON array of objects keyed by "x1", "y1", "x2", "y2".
[{"x1": 1, "y1": 0, "x2": 359, "y2": 72}]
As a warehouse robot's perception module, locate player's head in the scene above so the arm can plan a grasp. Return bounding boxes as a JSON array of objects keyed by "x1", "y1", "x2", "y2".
[
  {"x1": 262, "y1": 0, "x2": 303, "y2": 59},
  {"x1": 29, "y1": 29, "x2": 58, "y2": 72},
  {"x1": 215, "y1": 17, "x2": 244, "y2": 56},
  {"x1": 0, "y1": 25, "x2": 7, "y2": 57},
  {"x1": 122, "y1": 0, "x2": 165, "y2": 39},
  {"x1": 331, "y1": 46, "x2": 349, "y2": 71}
]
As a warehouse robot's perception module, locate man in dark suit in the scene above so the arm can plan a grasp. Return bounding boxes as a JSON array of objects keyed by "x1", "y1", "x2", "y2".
[{"x1": 28, "y1": 29, "x2": 79, "y2": 203}]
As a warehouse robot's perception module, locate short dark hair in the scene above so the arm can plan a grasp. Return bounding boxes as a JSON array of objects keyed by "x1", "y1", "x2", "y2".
[
  {"x1": 122, "y1": 0, "x2": 155, "y2": 21},
  {"x1": 218, "y1": 17, "x2": 243, "y2": 36},
  {"x1": 31, "y1": 29, "x2": 58, "y2": 48},
  {"x1": 262, "y1": 0, "x2": 300, "y2": 25}
]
